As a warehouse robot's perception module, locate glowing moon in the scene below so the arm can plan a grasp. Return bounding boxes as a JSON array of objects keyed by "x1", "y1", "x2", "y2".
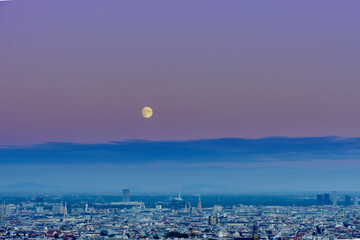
[{"x1": 142, "y1": 107, "x2": 153, "y2": 118}]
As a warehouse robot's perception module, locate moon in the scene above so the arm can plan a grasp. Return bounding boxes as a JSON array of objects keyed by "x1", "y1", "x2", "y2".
[{"x1": 142, "y1": 107, "x2": 153, "y2": 118}]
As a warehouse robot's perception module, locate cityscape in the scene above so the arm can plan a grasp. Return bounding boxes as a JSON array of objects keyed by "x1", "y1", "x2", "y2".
[
  {"x1": 1, "y1": 189, "x2": 360, "y2": 239},
  {"x1": 2, "y1": 0, "x2": 360, "y2": 239}
]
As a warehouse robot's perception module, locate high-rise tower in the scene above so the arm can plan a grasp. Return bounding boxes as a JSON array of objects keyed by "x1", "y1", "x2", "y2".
[
  {"x1": 123, "y1": 189, "x2": 130, "y2": 202},
  {"x1": 317, "y1": 194, "x2": 324, "y2": 206},
  {"x1": 333, "y1": 191, "x2": 337, "y2": 206},
  {"x1": 345, "y1": 195, "x2": 352, "y2": 206},
  {"x1": 324, "y1": 193, "x2": 330, "y2": 205},
  {"x1": 175, "y1": 188, "x2": 182, "y2": 201},
  {"x1": 354, "y1": 196, "x2": 359, "y2": 206},
  {"x1": 198, "y1": 194, "x2": 202, "y2": 211},
  {"x1": 63, "y1": 202, "x2": 68, "y2": 217}
]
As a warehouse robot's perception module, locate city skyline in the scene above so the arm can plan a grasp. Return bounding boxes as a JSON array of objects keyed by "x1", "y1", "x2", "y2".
[
  {"x1": 2, "y1": 192, "x2": 360, "y2": 239},
  {"x1": 2, "y1": 1, "x2": 360, "y2": 239}
]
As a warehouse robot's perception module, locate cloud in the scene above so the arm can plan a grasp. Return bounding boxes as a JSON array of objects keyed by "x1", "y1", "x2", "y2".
[
  {"x1": 1, "y1": 137, "x2": 360, "y2": 191},
  {"x1": 0, "y1": 136, "x2": 360, "y2": 166}
]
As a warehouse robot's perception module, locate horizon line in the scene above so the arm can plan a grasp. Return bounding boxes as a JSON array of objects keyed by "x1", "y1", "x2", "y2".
[{"x1": 0, "y1": 135, "x2": 355, "y2": 148}]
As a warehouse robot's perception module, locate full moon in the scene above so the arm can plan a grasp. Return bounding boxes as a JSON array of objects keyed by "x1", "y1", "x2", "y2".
[{"x1": 142, "y1": 107, "x2": 153, "y2": 118}]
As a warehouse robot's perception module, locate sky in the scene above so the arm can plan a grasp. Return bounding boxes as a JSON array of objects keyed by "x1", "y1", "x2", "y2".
[
  {"x1": 0, "y1": 1, "x2": 360, "y2": 191},
  {"x1": 1, "y1": 0, "x2": 360, "y2": 145},
  {"x1": 1, "y1": 137, "x2": 360, "y2": 192}
]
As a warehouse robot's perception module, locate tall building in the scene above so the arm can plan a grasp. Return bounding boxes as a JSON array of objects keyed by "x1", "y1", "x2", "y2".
[
  {"x1": 345, "y1": 195, "x2": 352, "y2": 206},
  {"x1": 354, "y1": 196, "x2": 359, "y2": 206},
  {"x1": 1, "y1": 201, "x2": 4, "y2": 220},
  {"x1": 333, "y1": 191, "x2": 337, "y2": 206},
  {"x1": 198, "y1": 194, "x2": 202, "y2": 211},
  {"x1": 122, "y1": 189, "x2": 130, "y2": 202},
  {"x1": 63, "y1": 202, "x2": 68, "y2": 217},
  {"x1": 324, "y1": 193, "x2": 331, "y2": 205},
  {"x1": 85, "y1": 203, "x2": 89, "y2": 213},
  {"x1": 174, "y1": 188, "x2": 182, "y2": 201},
  {"x1": 317, "y1": 194, "x2": 324, "y2": 206},
  {"x1": 5, "y1": 204, "x2": 14, "y2": 216}
]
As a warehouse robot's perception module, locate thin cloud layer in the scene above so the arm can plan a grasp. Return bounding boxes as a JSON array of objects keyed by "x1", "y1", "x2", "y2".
[{"x1": 1, "y1": 136, "x2": 360, "y2": 165}]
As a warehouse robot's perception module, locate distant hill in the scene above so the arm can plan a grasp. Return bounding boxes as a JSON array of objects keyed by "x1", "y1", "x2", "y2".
[{"x1": 0, "y1": 182, "x2": 103, "y2": 193}]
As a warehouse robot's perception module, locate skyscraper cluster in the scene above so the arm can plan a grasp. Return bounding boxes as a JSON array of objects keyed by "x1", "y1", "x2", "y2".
[
  {"x1": 317, "y1": 193, "x2": 331, "y2": 206},
  {"x1": 316, "y1": 192, "x2": 359, "y2": 206}
]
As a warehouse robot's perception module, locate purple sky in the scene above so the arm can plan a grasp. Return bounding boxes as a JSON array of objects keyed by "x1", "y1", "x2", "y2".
[{"x1": 1, "y1": 0, "x2": 360, "y2": 145}]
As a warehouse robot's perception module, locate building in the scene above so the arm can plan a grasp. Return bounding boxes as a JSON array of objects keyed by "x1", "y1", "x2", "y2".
[
  {"x1": 324, "y1": 193, "x2": 331, "y2": 205},
  {"x1": 85, "y1": 203, "x2": 89, "y2": 213},
  {"x1": 354, "y1": 196, "x2": 359, "y2": 206},
  {"x1": 174, "y1": 188, "x2": 182, "y2": 201},
  {"x1": 36, "y1": 206, "x2": 43, "y2": 213},
  {"x1": 122, "y1": 189, "x2": 130, "y2": 202},
  {"x1": 345, "y1": 195, "x2": 352, "y2": 206},
  {"x1": 213, "y1": 205, "x2": 224, "y2": 213},
  {"x1": 63, "y1": 202, "x2": 68, "y2": 217},
  {"x1": 252, "y1": 222, "x2": 259, "y2": 240},
  {"x1": 317, "y1": 194, "x2": 324, "y2": 206},
  {"x1": 208, "y1": 216, "x2": 218, "y2": 225},
  {"x1": 5, "y1": 204, "x2": 14, "y2": 216},
  {"x1": 198, "y1": 194, "x2": 202, "y2": 211},
  {"x1": 333, "y1": 191, "x2": 337, "y2": 206},
  {"x1": 52, "y1": 204, "x2": 63, "y2": 215}
]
